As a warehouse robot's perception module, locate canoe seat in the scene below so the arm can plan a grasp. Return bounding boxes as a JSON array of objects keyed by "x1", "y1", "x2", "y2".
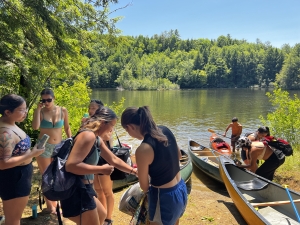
[
  {"x1": 258, "y1": 206, "x2": 300, "y2": 225},
  {"x1": 236, "y1": 178, "x2": 268, "y2": 191}
]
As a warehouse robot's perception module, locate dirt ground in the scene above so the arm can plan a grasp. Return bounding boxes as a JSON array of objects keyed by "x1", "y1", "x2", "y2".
[{"x1": 1, "y1": 162, "x2": 299, "y2": 225}]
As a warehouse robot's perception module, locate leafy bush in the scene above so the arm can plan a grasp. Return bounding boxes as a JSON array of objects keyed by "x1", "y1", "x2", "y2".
[{"x1": 260, "y1": 87, "x2": 300, "y2": 146}]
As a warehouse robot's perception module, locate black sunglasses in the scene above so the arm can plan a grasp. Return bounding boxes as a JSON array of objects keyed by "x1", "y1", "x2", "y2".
[{"x1": 40, "y1": 98, "x2": 53, "y2": 103}]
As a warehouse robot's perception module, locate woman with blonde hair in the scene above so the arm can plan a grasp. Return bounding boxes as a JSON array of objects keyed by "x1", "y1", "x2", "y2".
[{"x1": 84, "y1": 100, "x2": 137, "y2": 225}]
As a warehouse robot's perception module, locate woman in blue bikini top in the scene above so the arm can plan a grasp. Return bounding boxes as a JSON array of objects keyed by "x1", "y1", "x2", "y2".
[
  {"x1": 32, "y1": 88, "x2": 72, "y2": 214},
  {"x1": 0, "y1": 94, "x2": 45, "y2": 225}
]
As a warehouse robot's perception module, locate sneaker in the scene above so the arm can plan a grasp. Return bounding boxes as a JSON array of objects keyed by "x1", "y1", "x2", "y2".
[{"x1": 0, "y1": 216, "x2": 5, "y2": 225}]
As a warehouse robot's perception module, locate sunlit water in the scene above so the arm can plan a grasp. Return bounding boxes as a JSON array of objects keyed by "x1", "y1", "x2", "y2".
[{"x1": 92, "y1": 88, "x2": 300, "y2": 152}]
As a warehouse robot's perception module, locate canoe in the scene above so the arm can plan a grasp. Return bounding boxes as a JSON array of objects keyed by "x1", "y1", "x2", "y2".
[
  {"x1": 209, "y1": 132, "x2": 232, "y2": 155},
  {"x1": 113, "y1": 149, "x2": 192, "y2": 191},
  {"x1": 219, "y1": 156, "x2": 300, "y2": 225},
  {"x1": 188, "y1": 139, "x2": 232, "y2": 183}
]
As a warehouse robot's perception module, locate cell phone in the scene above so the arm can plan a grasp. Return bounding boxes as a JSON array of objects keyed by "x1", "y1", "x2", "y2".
[{"x1": 37, "y1": 134, "x2": 50, "y2": 149}]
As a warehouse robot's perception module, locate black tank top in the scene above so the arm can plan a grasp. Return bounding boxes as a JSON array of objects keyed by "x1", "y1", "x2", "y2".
[{"x1": 142, "y1": 125, "x2": 180, "y2": 186}]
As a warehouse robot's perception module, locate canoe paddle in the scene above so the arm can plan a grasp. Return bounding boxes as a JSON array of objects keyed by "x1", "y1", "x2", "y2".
[
  {"x1": 207, "y1": 128, "x2": 231, "y2": 139},
  {"x1": 284, "y1": 185, "x2": 300, "y2": 222}
]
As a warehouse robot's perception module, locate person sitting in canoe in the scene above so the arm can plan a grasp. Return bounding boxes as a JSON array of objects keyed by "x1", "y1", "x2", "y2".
[
  {"x1": 241, "y1": 126, "x2": 270, "y2": 164},
  {"x1": 235, "y1": 137, "x2": 285, "y2": 181},
  {"x1": 223, "y1": 117, "x2": 242, "y2": 153}
]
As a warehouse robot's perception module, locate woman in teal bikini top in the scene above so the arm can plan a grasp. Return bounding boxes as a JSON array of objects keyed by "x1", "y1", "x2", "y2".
[
  {"x1": 39, "y1": 107, "x2": 64, "y2": 129},
  {"x1": 32, "y1": 88, "x2": 72, "y2": 214}
]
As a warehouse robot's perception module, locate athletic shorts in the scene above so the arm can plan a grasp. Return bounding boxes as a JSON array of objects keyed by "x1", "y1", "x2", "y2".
[
  {"x1": 38, "y1": 140, "x2": 56, "y2": 158},
  {"x1": 231, "y1": 135, "x2": 240, "y2": 146},
  {"x1": 0, "y1": 163, "x2": 33, "y2": 200},
  {"x1": 61, "y1": 184, "x2": 97, "y2": 218},
  {"x1": 148, "y1": 179, "x2": 187, "y2": 225}
]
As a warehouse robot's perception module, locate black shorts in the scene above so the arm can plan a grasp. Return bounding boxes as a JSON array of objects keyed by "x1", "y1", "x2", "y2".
[
  {"x1": 61, "y1": 184, "x2": 97, "y2": 218},
  {"x1": 0, "y1": 163, "x2": 33, "y2": 200}
]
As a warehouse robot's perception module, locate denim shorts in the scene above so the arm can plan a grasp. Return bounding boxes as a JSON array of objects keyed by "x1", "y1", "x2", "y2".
[
  {"x1": 0, "y1": 163, "x2": 33, "y2": 200},
  {"x1": 60, "y1": 184, "x2": 97, "y2": 218},
  {"x1": 148, "y1": 179, "x2": 187, "y2": 225},
  {"x1": 38, "y1": 141, "x2": 56, "y2": 158}
]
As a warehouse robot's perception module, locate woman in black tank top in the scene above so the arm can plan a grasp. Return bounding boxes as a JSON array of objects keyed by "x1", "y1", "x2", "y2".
[{"x1": 121, "y1": 106, "x2": 187, "y2": 225}]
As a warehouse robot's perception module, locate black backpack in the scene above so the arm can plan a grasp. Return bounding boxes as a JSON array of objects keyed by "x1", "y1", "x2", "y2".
[
  {"x1": 263, "y1": 136, "x2": 293, "y2": 156},
  {"x1": 41, "y1": 130, "x2": 97, "y2": 201}
]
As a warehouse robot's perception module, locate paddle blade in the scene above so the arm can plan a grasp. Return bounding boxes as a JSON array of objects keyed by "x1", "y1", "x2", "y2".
[{"x1": 208, "y1": 128, "x2": 215, "y2": 133}]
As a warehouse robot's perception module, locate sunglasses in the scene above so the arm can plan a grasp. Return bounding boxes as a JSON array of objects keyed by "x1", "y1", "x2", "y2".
[{"x1": 40, "y1": 98, "x2": 53, "y2": 103}]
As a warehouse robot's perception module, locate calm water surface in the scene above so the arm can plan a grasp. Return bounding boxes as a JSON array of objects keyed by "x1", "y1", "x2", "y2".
[{"x1": 93, "y1": 88, "x2": 300, "y2": 150}]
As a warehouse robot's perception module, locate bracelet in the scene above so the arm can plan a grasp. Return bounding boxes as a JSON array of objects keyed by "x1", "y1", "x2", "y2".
[{"x1": 130, "y1": 168, "x2": 133, "y2": 174}]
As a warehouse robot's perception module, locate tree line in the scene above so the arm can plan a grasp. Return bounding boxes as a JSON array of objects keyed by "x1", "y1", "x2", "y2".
[{"x1": 87, "y1": 30, "x2": 300, "y2": 90}]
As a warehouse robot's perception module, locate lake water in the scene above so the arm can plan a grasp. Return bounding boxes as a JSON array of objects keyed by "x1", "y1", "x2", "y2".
[{"x1": 92, "y1": 88, "x2": 300, "y2": 152}]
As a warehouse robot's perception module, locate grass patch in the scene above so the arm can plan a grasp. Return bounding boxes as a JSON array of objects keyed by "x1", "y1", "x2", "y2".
[{"x1": 273, "y1": 146, "x2": 300, "y2": 191}]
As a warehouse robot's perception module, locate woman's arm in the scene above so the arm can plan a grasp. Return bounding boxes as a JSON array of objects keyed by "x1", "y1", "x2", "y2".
[
  {"x1": 237, "y1": 147, "x2": 259, "y2": 172},
  {"x1": 100, "y1": 140, "x2": 137, "y2": 175},
  {"x1": 135, "y1": 143, "x2": 154, "y2": 192},
  {"x1": 62, "y1": 107, "x2": 72, "y2": 138},
  {"x1": 0, "y1": 130, "x2": 44, "y2": 169},
  {"x1": 65, "y1": 131, "x2": 112, "y2": 175},
  {"x1": 32, "y1": 103, "x2": 43, "y2": 130}
]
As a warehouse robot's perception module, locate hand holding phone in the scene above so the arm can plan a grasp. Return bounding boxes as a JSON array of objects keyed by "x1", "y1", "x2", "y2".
[{"x1": 37, "y1": 134, "x2": 50, "y2": 149}]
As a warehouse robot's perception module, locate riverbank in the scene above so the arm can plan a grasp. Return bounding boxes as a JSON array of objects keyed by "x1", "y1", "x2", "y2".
[{"x1": 1, "y1": 159, "x2": 299, "y2": 225}]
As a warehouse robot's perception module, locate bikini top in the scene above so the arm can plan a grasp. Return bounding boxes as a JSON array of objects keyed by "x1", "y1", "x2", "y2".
[
  {"x1": 0, "y1": 127, "x2": 31, "y2": 156},
  {"x1": 40, "y1": 107, "x2": 64, "y2": 129}
]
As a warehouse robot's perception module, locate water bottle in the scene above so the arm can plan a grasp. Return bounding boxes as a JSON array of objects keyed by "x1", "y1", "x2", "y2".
[{"x1": 32, "y1": 205, "x2": 37, "y2": 219}]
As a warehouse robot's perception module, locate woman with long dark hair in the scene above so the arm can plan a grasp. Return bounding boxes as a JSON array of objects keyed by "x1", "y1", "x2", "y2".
[
  {"x1": 0, "y1": 94, "x2": 45, "y2": 224},
  {"x1": 32, "y1": 88, "x2": 72, "y2": 213},
  {"x1": 121, "y1": 106, "x2": 187, "y2": 225}
]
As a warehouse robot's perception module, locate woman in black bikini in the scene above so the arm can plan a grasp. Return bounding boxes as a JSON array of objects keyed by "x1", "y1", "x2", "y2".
[{"x1": 0, "y1": 94, "x2": 45, "y2": 224}]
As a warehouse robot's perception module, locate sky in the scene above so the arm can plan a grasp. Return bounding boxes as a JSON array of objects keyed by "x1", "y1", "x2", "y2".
[{"x1": 109, "y1": 0, "x2": 300, "y2": 48}]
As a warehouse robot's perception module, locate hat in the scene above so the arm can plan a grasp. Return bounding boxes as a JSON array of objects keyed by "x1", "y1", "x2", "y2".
[{"x1": 236, "y1": 137, "x2": 252, "y2": 148}]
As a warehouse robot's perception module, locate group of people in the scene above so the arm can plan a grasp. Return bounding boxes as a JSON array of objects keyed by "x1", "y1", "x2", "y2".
[
  {"x1": 0, "y1": 89, "x2": 187, "y2": 225},
  {"x1": 223, "y1": 117, "x2": 285, "y2": 181}
]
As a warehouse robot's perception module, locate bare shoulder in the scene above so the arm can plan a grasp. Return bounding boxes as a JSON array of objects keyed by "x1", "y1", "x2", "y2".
[
  {"x1": 136, "y1": 143, "x2": 154, "y2": 163},
  {"x1": 61, "y1": 106, "x2": 68, "y2": 113},
  {"x1": 75, "y1": 130, "x2": 95, "y2": 144}
]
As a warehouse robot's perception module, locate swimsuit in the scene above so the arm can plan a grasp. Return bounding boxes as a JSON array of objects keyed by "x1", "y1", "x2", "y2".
[
  {"x1": 0, "y1": 127, "x2": 32, "y2": 200},
  {"x1": 38, "y1": 107, "x2": 64, "y2": 157},
  {"x1": 40, "y1": 107, "x2": 64, "y2": 128},
  {"x1": 0, "y1": 127, "x2": 31, "y2": 156}
]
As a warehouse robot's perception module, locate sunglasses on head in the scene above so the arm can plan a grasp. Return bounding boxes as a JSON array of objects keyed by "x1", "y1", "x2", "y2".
[{"x1": 40, "y1": 98, "x2": 53, "y2": 103}]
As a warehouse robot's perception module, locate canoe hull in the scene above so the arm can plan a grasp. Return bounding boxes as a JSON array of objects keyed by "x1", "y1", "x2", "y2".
[
  {"x1": 188, "y1": 139, "x2": 227, "y2": 183},
  {"x1": 113, "y1": 149, "x2": 192, "y2": 191},
  {"x1": 219, "y1": 156, "x2": 300, "y2": 225}
]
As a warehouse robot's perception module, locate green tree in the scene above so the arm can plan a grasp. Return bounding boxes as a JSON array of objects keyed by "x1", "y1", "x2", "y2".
[{"x1": 260, "y1": 87, "x2": 300, "y2": 146}]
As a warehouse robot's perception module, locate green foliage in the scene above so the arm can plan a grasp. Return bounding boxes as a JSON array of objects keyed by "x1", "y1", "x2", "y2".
[
  {"x1": 86, "y1": 32, "x2": 300, "y2": 89},
  {"x1": 260, "y1": 87, "x2": 300, "y2": 146},
  {"x1": 54, "y1": 80, "x2": 91, "y2": 137},
  {"x1": 276, "y1": 44, "x2": 300, "y2": 89}
]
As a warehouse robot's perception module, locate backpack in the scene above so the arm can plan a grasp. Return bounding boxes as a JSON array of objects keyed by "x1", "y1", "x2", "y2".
[
  {"x1": 41, "y1": 130, "x2": 97, "y2": 201},
  {"x1": 263, "y1": 136, "x2": 293, "y2": 156}
]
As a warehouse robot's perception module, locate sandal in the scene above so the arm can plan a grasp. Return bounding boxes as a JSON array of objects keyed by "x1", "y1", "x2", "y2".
[{"x1": 104, "y1": 219, "x2": 113, "y2": 225}]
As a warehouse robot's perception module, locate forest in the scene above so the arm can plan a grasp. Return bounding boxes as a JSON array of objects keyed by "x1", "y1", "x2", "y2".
[
  {"x1": 1, "y1": 0, "x2": 300, "y2": 96},
  {"x1": 87, "y1": 31, "x2": 300, "y2": 90}
]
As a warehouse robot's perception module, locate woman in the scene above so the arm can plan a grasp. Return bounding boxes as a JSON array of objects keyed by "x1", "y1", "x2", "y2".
[
  {"x1": 121, "y1": 106, "x2": 187, "y2": 225},
  {"x1": 0, "y1": 94, "x2": 45, "y2": 225},
  {"x1": 87, "y1": 99, "x2": 136, "y2": 225},
  {"x1": 32, "y1": 88, "x2": 72, "y2": 213},
  {"x1": 63, "y1": 106, "x2": 136, "y2": 225},
  {"x1": 236, "y1": 136, "x2": 285, "y2": 181},
  {"x1": 241, "y1": 126, "x2": 270, "y2": 164}
]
